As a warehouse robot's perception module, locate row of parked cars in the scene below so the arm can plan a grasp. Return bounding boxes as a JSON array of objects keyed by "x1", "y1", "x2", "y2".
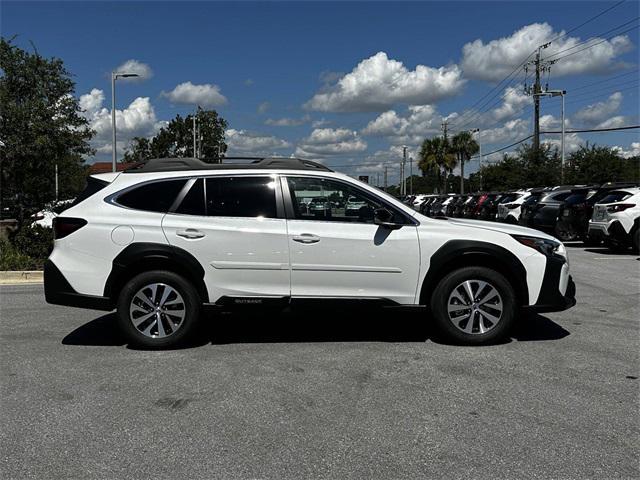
[{"x1": 404, "y1": 182, "x2": 640, "y2": 252}]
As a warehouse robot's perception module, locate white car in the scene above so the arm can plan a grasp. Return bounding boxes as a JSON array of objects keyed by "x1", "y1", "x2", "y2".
[
  {"x1": 588, "y1": 187, "x2": 640, "y2": 252},
  {"x1": 496, "y1": 191, "x2": 531, "y2": 224},
  {"x1": 45, "y1": 157, "x2": 575, "y2": 348}
]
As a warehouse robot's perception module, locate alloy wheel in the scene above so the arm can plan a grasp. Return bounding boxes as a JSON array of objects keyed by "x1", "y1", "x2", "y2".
[
  {"x1": 447, "y1": 279, "x2": 503, "y2": 335},
  {"x1": 129, "y1": 283, "x2": 186, "y2": 338}
]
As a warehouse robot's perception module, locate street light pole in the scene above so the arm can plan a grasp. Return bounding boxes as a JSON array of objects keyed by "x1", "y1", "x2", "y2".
[{"x1": 111, "y1": 72, "x2": 140, "y2": 172}]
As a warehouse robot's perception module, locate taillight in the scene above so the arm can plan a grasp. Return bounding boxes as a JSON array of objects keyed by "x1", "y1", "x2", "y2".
[
  {"x1": 606, "y1": 203, "x2": 635, "y2": 213},
  {"x1": 53, "y1": 217, "x2": 87, "y2": 239}
]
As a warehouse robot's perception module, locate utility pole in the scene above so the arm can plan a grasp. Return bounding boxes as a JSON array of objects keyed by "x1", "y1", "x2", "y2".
[
  {"x1": 401, "y1": 146, "x2": 407, "y2": 197},
  {"x1": 192, "y1": 114, "x2": 197, "y2": 159},
  {"x1": 376, "y1": 172, "x2": 380, "y2": 188},
  {"x1": 409, "y1": 156, "x2": 413, "y2": 196},
  {"x1": 525, "y1": 43, "x2": 555, "y2": 153},
  {"x1": 384, "y1": 166, "x2": 388, "y2": 192},
  {"x1": 441, "y1": 121, "x2": 449, "y2": 140},
  {"x1": 55, "y1": 163, "x2": 59, "y2": 202}
]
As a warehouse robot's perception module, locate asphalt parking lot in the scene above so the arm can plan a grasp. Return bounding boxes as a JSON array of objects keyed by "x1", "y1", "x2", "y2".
[{"x1": 1, "y1": 245, "x2": 638, "y2": 479}]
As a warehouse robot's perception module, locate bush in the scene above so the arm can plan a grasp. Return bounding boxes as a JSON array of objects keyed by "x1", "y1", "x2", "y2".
[
  {"x1": 10, "y1": 225, "x2": 53, "y2": 261},
  {"x1": 0, "y1": 238, "x2": 39, "y2": 270},
  {"x1": 0, "y1": 225, "x2": 53, "y2": 270}
]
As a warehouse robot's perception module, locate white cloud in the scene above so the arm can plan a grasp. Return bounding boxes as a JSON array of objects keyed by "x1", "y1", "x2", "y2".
[
  {"x1": 225, "y1": 129, "x2": 291, "y2": 154},
  {"x1": 613, "y1": 142, "x2": 640, "y2": 158},
  {"x1": 295, "y1": 128, "x2": 367, "y2": 157},
  {"x1": 481, "y1": 118, "x2": 531, "y2": 145},
  {"x1": 462, "y1": 23, "x2": 633, "y2": 81},
  {"x1": 542, "y1": 133, "x2": 584, "y2": 154},
  {"x1": 305, "y1": 51, "x2": 465, "y2": 112},
  {"x1": 244, "y1": 79, "x2": 254, "y2": 86},
  {"x1": 78, "y1": 89, "x2": 165, "y2": 155},
  {"x1": 114, "y1": 59, "x2": 153, "y2": 81},
  {"x1": 491, "y1": 87, "x2": 531, "y2": 122},
  {"x1": 79, "y1": 88, "x2": 105, "y2": 116},
  {"x1": 257, "y1": 101, "x2": 270, "y2": 114},
  {"x1": 573, "y1": 92, "x2": 623, "y2": 125},
  {"x1": 312, "y1": 118, "x2": 331, "y2": 128},
  {"x1": 161, "y1": 81, "x2": 228, "y2": 107},
  {"x1": 362, "y1": 105, "x2": 443, "y2": 145},
  {"x1": 265, "y1": 115, "x2": 311, "y2": 127}
]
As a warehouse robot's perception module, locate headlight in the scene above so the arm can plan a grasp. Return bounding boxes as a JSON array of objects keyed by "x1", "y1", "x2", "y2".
[{"x1": 513, "y1": 235, "x2": 564, "y2": 257}]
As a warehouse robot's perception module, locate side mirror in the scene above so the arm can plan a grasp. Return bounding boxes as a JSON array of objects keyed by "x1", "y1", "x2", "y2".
[{"x1": 374, "y1": 208, "x2": 402, "y2": 230}]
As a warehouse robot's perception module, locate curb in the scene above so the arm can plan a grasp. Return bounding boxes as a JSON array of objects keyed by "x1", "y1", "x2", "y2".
[{"x1": 0, "y1": 270, "x2": 44, "y2": 285}]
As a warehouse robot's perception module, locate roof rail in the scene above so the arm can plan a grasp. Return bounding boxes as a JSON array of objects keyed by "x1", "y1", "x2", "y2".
[{"x1": 123, "y1": 156, "x2": 333, "y2": 173}]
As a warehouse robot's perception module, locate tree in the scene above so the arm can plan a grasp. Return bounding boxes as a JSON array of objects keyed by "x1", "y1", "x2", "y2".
[
  {"x1": 418, "y1": 137, "x2": 456, "y2": 193},
  {"x1": 564, "y1": 144, "x2": 639, "y2": 184},
  {"x1": 0, "y1": 37, "x2": 93, "y2": 225},
  {"x1": 124, "y1": 107, "x2": 227, "y2": 163},
  {"x1": 451, "y1": 131, "x2": 479, "y2": 194}
]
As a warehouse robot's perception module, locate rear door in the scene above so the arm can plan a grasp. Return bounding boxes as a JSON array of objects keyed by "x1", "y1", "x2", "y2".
[
  {"x1": 282, "y1": 175, "x2": 421, "y2": 305},
  {"x1": 162, "y1": 175, "x2": 290, "y2": 302}
]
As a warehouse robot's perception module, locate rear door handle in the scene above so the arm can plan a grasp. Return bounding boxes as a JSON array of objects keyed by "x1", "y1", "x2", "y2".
[
  {"x1": 176, "y1": 229, "x2": 205, "y2": 239},
  {"x1": 292, "y1": 233, "x2": 320, "y2": 244}
]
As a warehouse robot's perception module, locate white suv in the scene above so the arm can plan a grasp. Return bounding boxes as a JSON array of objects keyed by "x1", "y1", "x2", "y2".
[
  {"x1": 45, "y1": 157, "x2": 575, "y2": 348},
  {"x1": 589, "y1": 187, "x2": 640, "y2": 252}
]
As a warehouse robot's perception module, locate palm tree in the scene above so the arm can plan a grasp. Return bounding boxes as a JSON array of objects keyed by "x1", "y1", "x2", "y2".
[
  {"x1": 419, "y1": 136, "x2": 455, "y2": 193},
  {"x1": 451, "y1": 131, "x2": 479, "y2": 194}
]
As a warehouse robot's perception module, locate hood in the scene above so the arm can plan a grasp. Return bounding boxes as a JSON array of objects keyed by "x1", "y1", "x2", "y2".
[{"x1": 445, "y1": 217, "x2": 558, "y2": 242}]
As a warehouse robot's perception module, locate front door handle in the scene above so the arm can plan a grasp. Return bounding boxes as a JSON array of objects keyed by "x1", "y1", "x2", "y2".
[
  {"x1": 292, "y1": 233, "x2": 320, "y2": 244},
  {"x1": 176, "y1": 229, "x2": 205, "y2": 239}
]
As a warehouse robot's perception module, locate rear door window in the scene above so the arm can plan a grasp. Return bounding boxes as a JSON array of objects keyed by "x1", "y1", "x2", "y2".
[
  {"x1": 116, "y1": 179, "x2": 187, "y2": 213},
  {"x1": 205, "y1": 176, "x2": 277, "y2": 218}
]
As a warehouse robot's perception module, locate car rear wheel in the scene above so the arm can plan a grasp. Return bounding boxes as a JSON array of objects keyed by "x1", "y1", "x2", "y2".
[
  {"x1": 116, "y1": 270, "x2": 201, "y2": 348},
  {"x1": 430, "y1": 267, "x2": 517, "y2": 345}
]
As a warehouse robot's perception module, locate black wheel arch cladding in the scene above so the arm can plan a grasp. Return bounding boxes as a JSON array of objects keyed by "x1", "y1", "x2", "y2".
[
  {"x1": 104, "y1": 242, "x2": 208, "y2": 302},
  {"x1": 421, "y1": 240, "x2": 529, "y2": 306}
]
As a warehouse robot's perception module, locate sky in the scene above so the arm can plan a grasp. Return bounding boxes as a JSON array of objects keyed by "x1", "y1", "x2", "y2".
[{"x1": 3, "y1": 0, "x2": 639, "y2": 183}]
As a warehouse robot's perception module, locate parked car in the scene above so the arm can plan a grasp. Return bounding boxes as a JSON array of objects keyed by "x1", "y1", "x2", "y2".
[
  {"x1": 519, "y1": 189, "x2": 550, "y2": 228},
  {"x1": 497, "y1": 190, "x2": 530, "y2": 224},
  {"x1": 44, "y1": 156, "x2": 575, "y2": 348},
  {"x1": 555, "y1": 182, "x2": 638, "y2": 244},
  {"x1": 476, "y1": 193, "x2": 503, "y2": 221},
  {"x1": 419, "y1": 195, "x2": 439, "y2": 216},
  {"x1": 588, "y1": 187, "x2": 640, "y2": 252},
  {"x1": 529, "y1": 188, "x2": 574, "y2": 234}
]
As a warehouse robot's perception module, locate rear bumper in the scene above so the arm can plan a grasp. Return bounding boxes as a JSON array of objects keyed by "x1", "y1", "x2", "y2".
[
  {"x1": 44, "y1": 260, "x2": 114, "y2": 311},
  {"x1": 526, "y1": 256, "x2": 576, "y2": 313}
]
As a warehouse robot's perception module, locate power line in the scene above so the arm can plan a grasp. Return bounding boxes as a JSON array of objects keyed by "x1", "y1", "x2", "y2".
[
  {"x1": 449, "y1": 1, "x2": 631, "y2": 133},
  {"x1": 570, "y1": 70, "x2": 638, "y2": 92},
  {"x1": 546, "y1": 0, "x2": 627, "y2": 44},
  {"x1": 547, "y1": 21, "x2": 640, "y2": 62}
]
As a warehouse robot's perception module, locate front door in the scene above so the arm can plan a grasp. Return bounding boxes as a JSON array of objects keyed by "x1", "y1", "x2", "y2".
[
  {"x1": 162, "y1": 175, "x2": 290, "y2": 302},
  {"x1": 283, "y1": 175, "x2": 421, "y2": 305}
]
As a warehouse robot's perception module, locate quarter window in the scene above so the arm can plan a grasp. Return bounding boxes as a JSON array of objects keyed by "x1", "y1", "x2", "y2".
[{"x1": 116, "y1": 179, "x2": 187, "y2": 213}]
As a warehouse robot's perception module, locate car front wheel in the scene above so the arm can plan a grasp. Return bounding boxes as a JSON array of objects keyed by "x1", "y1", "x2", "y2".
[
  {"x1": 116, "y1": 270, "x2": 201, "y2": 348},
  {"x1": 431, "y1": 267, "x2": 517, "y2": 345}
]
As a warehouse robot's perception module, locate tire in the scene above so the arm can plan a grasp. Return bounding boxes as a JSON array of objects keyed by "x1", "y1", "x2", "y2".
[
  {"x1": 554, "y1": 223, "x2": 578, "y2": 242},
  {"x1": 583, "y1": 236, "x2": 601, "y2": 247},
  {"x1": 632, "y1": 226, "x2": 640, "y2": 254},
  {"x1": 116, "y1": 270, "x2": 202, "y2": 348},
  {"x1": 430, "y1": 267, "x2": 517, "y2": 345}
]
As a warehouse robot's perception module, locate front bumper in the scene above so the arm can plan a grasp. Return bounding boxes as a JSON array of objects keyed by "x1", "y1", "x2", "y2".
[
  {"x1": 44, "y1": 260, "x2": 114, "y2": 311},
  {"x1": 527, "y1": 255, "x2": 576, "y2": 313}
]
